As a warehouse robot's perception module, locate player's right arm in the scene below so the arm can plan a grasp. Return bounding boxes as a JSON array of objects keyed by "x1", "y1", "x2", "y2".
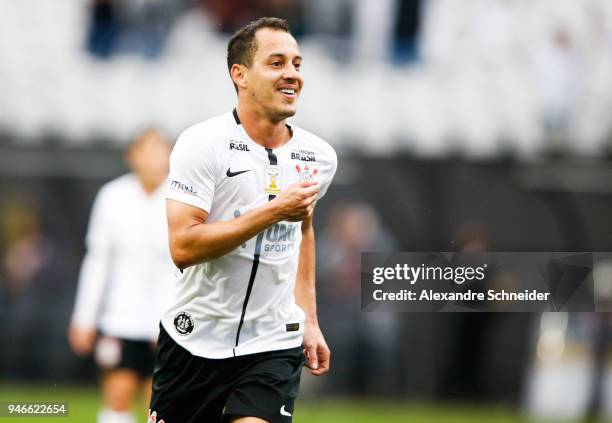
[{"x1": 167, "y1": 181, "x2": 319, "y2": 269}]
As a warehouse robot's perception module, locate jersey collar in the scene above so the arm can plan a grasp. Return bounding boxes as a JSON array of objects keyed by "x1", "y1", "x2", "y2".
[{"x1": 232, "y1": 108, "x2": 293, "y2": 138}]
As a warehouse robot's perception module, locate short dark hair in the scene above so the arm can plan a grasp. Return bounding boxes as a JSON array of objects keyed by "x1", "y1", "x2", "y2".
[{"x1": 227, "y1": 17, "x2": 291, "y2": 83}]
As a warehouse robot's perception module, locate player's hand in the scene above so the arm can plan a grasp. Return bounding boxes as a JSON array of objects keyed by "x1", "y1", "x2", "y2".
[
  {"x1": 303, "y1": 323, "x2": 330, "y2": 376},
  {"x1": 272, "y1": 181, "x2": 319, "y2": 222},
  {"x1": 67, "y1": 323, "x2": 96, "y2": 356}
]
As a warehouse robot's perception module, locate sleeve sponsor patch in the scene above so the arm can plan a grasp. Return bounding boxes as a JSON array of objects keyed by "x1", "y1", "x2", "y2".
[{"x1": 169, "y1": 180, "x2": 198, "y2": 195}]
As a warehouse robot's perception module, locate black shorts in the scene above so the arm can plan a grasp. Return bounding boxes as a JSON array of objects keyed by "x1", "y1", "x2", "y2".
[
  {"x1": 149, "y1": 325, "x2": 305, "y2": 423},
  {"x1": 95, "y1": 334, "x2": 156, "y2": 378}
]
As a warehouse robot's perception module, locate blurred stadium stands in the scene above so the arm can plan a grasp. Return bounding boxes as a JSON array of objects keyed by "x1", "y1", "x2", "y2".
[
  {"x1": 1, "y1": 0, "x2": 612, "y2": 155},
  {"x1": 1, "y1": 1, "x2": 612, "y2": 422}
]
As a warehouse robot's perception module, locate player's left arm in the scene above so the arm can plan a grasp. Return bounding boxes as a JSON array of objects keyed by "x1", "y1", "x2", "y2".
[{"x1": 295, "y1": 211, "x2": 330, "y2": 376}]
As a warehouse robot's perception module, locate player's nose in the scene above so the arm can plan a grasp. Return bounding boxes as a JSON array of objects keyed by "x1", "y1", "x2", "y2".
[{"x1": 282, "y1": 67, "x2": 301, "y2": 85}]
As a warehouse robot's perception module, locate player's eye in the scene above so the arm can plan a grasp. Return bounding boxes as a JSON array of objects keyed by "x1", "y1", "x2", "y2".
[
  {"x1": 294, "y1": 62, "x2": 301, "y2": 70},
  {"x1": 271, "y1": 61, "x2": 282, "y2": 67}
]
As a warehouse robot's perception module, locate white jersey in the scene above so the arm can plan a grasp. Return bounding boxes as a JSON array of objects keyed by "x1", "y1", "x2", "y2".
[
  {"x1": 71, "y1": 174, "x2": 175, "y2": 341},
  {"x1": 163, "y1": 110, "x2": 337, "y2": 358}
]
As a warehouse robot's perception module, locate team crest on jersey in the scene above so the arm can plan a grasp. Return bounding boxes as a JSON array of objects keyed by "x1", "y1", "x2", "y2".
[
  {"x1": 174, "y1": 312, "x2": 194, "y2": 335},
  {"x1": 295, "y1": 164, "x2": 318, "y2": 182}
]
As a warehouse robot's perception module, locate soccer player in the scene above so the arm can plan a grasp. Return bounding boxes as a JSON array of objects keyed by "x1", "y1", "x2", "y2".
[
  {"x1": 148, "y1": 17, "x2": 338, "y2": 423},
  {"x1": 68, "y1": 129, "x2": 174, "y2": 423}
]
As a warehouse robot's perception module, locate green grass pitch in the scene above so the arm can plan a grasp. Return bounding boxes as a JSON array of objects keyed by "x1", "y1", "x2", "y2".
[{"x1": 0, "y1": 384, "x2": 570, "y2": 423}]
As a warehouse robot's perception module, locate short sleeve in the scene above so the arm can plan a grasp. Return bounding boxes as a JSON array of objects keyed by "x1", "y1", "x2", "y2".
[
  {"x1": 166, "y1": 129, "x2": 219, "y2": 213},
  {"x1": 317, "y1": 147, "x2": 338, "y2": 200},
  {"x1": 72, "y1": 183, "x2": 114, "y2": 329},
  {"x1": 86, "y1": 185, "x2": 113, "y2": 250}
]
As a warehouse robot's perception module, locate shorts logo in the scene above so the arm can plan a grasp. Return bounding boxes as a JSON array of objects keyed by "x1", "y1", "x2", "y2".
[
  {"x1": 174, "y1": 312, "x2": 194, "y2": 335},
  {"x1": 280, "y1": 405, "x2": 292, "y2": 417}
]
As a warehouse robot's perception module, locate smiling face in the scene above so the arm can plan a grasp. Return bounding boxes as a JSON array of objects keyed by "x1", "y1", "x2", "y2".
[{"x1": 235, "y1": 28, "x2": 303, "y2": 122}]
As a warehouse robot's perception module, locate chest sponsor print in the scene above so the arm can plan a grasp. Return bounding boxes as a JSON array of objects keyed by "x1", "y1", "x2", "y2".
[
  {"x1": 290, "y1": 149, "x2": 316, "y2": 162},
  {"x1": 229, "y1": 139, "x2": 250, "y2": 152},
  {"x1": 263, "y1": 222, "x2": 298, "y2": 254}
]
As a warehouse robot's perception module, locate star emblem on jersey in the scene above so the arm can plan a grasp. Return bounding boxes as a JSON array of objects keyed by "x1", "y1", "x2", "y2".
[
  {"x1": 280, "y1": 405, "x2": 292, "y2": 417},
  {"x1": 174, "y1": 311, "x2": 194, "y2": 335},
  {"x1": 226, "y1": 168, "x2": 251, "y2": 177},
  {"x1": 295, "y1": 164, "x2": 318, "y2": 182}
]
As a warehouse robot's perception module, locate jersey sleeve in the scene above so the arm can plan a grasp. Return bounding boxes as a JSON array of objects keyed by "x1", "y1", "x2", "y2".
[
  {"x1": 317, "y1": 146, "x2": 338, "y2": 200},
  {"x1": 166, "y1": 129, "x2": 219, "y2": 213},
  {"x1": 71, "y1": 186, "x2": 113, "y2": 329}
]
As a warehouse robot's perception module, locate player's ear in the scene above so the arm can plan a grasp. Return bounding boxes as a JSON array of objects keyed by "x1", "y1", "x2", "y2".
[{"x1": 230, "y1": 64, "x2": 248, "y2": 90}]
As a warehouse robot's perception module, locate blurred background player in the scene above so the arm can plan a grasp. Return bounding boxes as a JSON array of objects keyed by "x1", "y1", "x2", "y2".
[{"x1": 68, "y1": 129, "x2": 174, "y2": 423}]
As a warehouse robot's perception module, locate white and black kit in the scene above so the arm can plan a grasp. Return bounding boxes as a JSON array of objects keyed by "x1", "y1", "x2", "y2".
[{"x1": 149, "y1": 110, "x2": 337, "y2": 422}]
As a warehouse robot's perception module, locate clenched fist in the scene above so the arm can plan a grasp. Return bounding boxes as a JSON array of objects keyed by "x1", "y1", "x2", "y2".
[{"x1": 271, "y1": 181, "x2": 319, "y2": 222}]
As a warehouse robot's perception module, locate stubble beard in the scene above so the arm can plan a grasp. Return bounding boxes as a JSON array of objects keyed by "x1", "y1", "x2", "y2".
[
  {"x1": 250, "y1": 90, "x2": 298, "y2": 123},
  {"x1": 263, "y1": 99, "x2": 297, "y2": 123},
  {"x1": 271, "y1": 106, "x2": 296, "y2": 121}
]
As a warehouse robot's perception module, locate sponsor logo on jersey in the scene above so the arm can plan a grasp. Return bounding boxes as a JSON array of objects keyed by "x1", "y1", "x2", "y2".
[
  {"x1": 229, "y1": 139, "x2": 250, "y2": 151},
  {"x1": 169, "y1": 180, "x2": 197, "y2": 195},
  {"x1": 263, "y1": 222, "x2": 297, "y2": 253},
  {"x1": 295, "y1": 164, "x2": 318, "y2": 182},
  {"x1": 226, "y1": 168, "x2": 251, "y2": 177},
  {"x1": 174, "y1": 312, "x2": 194, "y2": 335},
  {"x1": 291, "y1": 148, "x2": 316, "y2": 162}
]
